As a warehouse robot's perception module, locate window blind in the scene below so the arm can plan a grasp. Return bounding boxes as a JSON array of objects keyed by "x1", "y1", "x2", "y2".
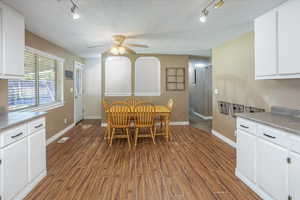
[
  {"x1": 8, "y1": 51, "x2": 37, "y2": 110},
  {"x1": 8, "y1": 50, "x2": 59, "y2": 111},
  {"x1": 38, "y1": 55, "x2": 57, "y2": 105}
]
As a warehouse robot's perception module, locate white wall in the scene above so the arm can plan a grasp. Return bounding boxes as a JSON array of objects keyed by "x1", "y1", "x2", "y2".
[{"x1": 84, "y1": 57, "x2": 102, "y2": 119}]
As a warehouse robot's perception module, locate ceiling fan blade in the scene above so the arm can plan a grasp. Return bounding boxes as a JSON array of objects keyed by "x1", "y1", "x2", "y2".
[
  {"x1": 124, "y1": 46, "x2": 136, "y2": 54},
  {"x1": 126, "y1": 43, "x2": 149, "y2": 48},
  {"x1": 88, "y1": 45, "x2": 108, "y2": 49}
]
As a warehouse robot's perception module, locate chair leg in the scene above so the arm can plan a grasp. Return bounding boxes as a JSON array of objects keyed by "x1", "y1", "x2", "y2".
[
  {"x1": 110, "y1": 128, "x2": 115, "y2": 146},
  {"x1": 135, "y1": 128, "x2": 139, "y2": 146},
  {"x1": 150, "y1": 127, "x2": 156, "y2": 144},
  {"x1": 126, "y1": 128, "x2": 131, "y2": 148}
]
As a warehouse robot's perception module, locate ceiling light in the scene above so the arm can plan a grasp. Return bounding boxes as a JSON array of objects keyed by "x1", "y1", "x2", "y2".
[
  {"x1": 70, "y1": 0, "x2": 80, "y2": 20},
  {"x1": 110, "y1": 46, "x2": 119, "y2": 55},
  {"x1": 200, "y1": 9, "x2": 209, "y2": 23},
  {"x1": 118, "y1": 46, "x2": 126, "y2": 55},
  {"x1": 214, "y1": 0, "x2": 224, "y2": 8}
]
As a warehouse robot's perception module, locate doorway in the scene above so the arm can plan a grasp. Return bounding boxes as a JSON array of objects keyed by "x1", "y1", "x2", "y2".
[
  {"x1": 74, "y1": 62, "x2": 84, "y2": 124},
  {"x1": 188, "y1": 56, "x2": 213, "y2": 133}
]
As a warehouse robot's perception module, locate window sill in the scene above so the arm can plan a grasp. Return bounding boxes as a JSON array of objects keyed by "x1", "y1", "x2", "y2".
[{"x1": 21, "y1": 102, "x2": 64, "y2": 113}]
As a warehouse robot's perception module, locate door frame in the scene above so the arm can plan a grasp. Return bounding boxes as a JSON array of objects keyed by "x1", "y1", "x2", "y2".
[{"x1": 74, "y1": 61, "x2": 84, "y2": 124}]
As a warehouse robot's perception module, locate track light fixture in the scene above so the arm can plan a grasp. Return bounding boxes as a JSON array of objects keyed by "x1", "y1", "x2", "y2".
[
  {"x1": 70, "y1": 0, "x2": 80, "y2": 20},
  {"x1": 214, "y1": 0, "x2": 225, "y2": 9},
  {"x1": 199, "y1": 0, "x2": 225, "y2": 23}
]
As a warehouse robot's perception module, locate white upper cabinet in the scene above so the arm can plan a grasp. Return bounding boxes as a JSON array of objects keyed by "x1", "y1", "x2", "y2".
[
  {"x1": 0, "y1": 2, "x2": 25, "y2": 79},
  {"x1": 255, "y1": 0, "x2": 300, "y2": 79},
  {"x1": 278, "y1": 0, "x2": 300, "y2": 75},
  {"x1": 255, "y1": 10, "x2": 277, "y2": 77}
]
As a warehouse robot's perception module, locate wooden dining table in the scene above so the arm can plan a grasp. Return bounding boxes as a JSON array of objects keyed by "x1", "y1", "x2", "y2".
[{"x1": 106, "y1": 105, "x2": 171, "y2": 141}]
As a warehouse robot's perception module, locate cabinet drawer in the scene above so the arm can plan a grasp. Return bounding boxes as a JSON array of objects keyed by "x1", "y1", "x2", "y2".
[
  {"x1": 237, "y1": 118, "x2": 257, "y2": 135},
  {"x1": 289, "y1": 134, "x2": 300, "y2": 155},
  {"x1": 1, "y1": 124, "x2": 28, "y2": 148},
  {"x1": 28, "y1": 117, "x2": 45, "y2": 134},
  {"x1": 257, "y1": 124, "x2": 288, "y2": 148}
]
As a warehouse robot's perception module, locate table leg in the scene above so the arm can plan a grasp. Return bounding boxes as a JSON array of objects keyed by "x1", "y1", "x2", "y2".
[{"x1": 165, "y1": 115, "x2": 170, "y2": 141}]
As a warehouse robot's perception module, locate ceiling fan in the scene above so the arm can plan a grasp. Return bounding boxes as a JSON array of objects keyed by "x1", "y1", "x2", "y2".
[{"x1": 88, "y1": 35, "x2": 149, "y2": 55}]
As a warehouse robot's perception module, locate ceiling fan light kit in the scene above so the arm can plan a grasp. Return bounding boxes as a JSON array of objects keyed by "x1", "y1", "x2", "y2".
[{"x1": 200, "y1": 0, "x2": 224, "y2": 23}]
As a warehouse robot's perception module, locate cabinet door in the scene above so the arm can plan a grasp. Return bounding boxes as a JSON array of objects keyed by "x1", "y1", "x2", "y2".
[
  {"x1": 257, "y1": 138, "x2": 288, "y2": 200},
  {"x1": 255, "y1": 9, "x2": 277, "y2": 77},
  {"x1": 278, "y1": 0, "x2": 300, "y2": 75},
  {"x1": 28, "y1": 129, "x2": 46, "y2": 182},
  {"x1": 237, "y1": 130, "x2": 256, "y2": 183},
  {"x1": 288, "y1": 152, "x2": 300, "y2": 200},
  {"x1": 2, "y1": 4, "x2": 24, "y2": 77},
  {"x1": 2, "y1": 138, "x2": 28, "y2": 200}
]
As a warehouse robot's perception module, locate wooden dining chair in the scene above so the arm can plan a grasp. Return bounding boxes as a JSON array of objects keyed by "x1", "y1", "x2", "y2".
[
  {"x1": 125, "y1": 96, "x2": 140, "y2": 106},
  {"x1": 166, "y1": 99, "x2": 174, "y2": 139},
  {"x1": 134, "y1": 103, "x2": 156, "y2": 146},
  {"x1": 102, "y1": 99, "x2": 111, "y2": 141},
  {"x1": 108, "y1": 102, "x2": 132, "y2": 148}
]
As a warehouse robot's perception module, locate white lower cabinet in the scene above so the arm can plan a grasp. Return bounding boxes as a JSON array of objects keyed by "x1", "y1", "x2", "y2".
[
  {"x1": 28, "y1": 129, "x2": 46, "y2": 182},
  {"x1": 1, "y1": 139, "x2": 28, "y2": 200},
  {"x1": 236, "y1": 117, "x2": 300, "y2": 200},
  {"x1": 256, "y1": 138, "x2": 288, "y2": 200},
  {"x1": 288, "y1": 152, "x2": 300, "y2": 200},
  {"x1": 0, "y1": 116, "x2": 46, "y2": 200},
  {"x1": 237, "y1": 130, "x2": 256, "y2": 183}
]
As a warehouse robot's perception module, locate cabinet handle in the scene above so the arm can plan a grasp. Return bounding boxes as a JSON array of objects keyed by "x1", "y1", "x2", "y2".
[
  {"x1": 11, "y1": 132, "x2": 23, "y2": 139},
  {"x1": 35, "y1": 124, "x2": 43, "y2": 129},
  {"x1": 263, "y1": 133, "x2": 276, "y2": 139},
  {"x1": 240, "y1": 124, "x2": 249, "y2": 129}
]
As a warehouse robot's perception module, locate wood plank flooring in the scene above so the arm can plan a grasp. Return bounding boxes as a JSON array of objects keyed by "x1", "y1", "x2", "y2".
[{"x1": 25, "y1": 121, "x2": 261, "y2": 200}]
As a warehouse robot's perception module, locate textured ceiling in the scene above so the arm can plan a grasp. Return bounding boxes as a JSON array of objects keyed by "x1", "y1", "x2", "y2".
[{"x1": 3, "y1": 0, "x2": 287, "y2": 58}]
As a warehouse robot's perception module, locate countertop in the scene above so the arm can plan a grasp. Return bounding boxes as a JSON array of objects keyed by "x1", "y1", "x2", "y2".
[
  {"x1": 236, "y1": 112, "x2": 300, "y2": 136},
  {"x1": 0, "y1": 111, "x2": 47, "y2": 131}
]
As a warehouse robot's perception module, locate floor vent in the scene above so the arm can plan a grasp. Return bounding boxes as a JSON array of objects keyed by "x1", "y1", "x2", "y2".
[{"x1": 57, "y1": 137, "x2": 70, "y2": 144}]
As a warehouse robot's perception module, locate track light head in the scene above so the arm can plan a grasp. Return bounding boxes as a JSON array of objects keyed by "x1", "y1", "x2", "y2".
[
  {"x1": 70, "y1": 0, "x2": 80, "y2": 20},
  {"x1": 200, "y1": 9, "x2": 209, "y2": 23}
]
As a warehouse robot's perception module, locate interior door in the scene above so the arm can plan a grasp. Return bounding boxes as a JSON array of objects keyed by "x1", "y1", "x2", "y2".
[{"x1": 74, "y1": 62, "x2": 84, "y2": 124}]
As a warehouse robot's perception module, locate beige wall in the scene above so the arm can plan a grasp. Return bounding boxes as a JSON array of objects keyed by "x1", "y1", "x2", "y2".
[
  {"x1": 0, "y1": 31, "x2": 84, "y2": 139},
  {"x1": 101, "y1": 54, "x2": 189, "y2": 122},
  {"x1": 212, "y1": 32, "x2": 300, "y2": 141}
]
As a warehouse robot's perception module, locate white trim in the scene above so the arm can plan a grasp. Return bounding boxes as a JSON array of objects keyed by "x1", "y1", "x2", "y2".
[
  {"x1": 22, "y1": 102, "x2": 64, "y2": 112},
  {"x1": 25, "y1": 46, "x2": 65, "y2": 62},
  {"x1": 170, "y1": 121, "x2": 190, "y2": 125},
  {"x1": 101, "y1": 121, "x2": 189, "y2": 127},
  {"x1": 14, "y1": 170, "x2": 47, "y2": 200},
  {"x1": 134, "y1": 92, "x2": 161, "y2": 96},
  {"x1": 46, "y1": 123, "x2": 75, "y2": 145},
  {"x1": 104, "y1": 92, "x2": 131, "y2": 97},
  {"x1": 211, "y1": 129, "x2": 236, "y2": 148},
  {"x1": 192, "y1": 111, "x2": 213, "y2": 120},
  {"x1": 84, "y1": 115, "x2": 101, "y2": 120},
  {"x1": 235, "y1": 171, "x2": 274, "y2": 200}
]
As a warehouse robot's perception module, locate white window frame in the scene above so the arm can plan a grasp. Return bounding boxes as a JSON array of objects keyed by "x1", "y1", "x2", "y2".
[
  {"x1": 134, "y1": 57, "x2": 161, "y2": 96},
  {"x1": 15, "y1": 46, "x2": 65, "y2": 112},
  {"x1": 104, "y1": 56, "x2": 132, "y2": 97}
]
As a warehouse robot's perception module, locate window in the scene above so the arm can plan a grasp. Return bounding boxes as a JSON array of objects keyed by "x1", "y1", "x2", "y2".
[
  {"x1": 135, "y1": 57, "x2": 160, "y2": 96},
  {"x1": 8, "y1": 48, "x2": 64, "y2": 111},
  {"x1": 105, "y1": 56, "x2": 131, "y2": 96}
]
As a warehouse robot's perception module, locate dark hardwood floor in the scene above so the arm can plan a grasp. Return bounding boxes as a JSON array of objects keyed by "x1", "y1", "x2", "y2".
[{"x1": 25, "y1": 121, "x2": 261, "y2": 200}]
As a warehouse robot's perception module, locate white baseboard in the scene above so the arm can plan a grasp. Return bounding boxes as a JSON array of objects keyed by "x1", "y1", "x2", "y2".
[
  {"x1": 192, "y1": 111, "x2": 213, "y2": 120},
  {"x1": 84, "y1": 115, "x2": 101, "y2": 119},
  {"x1": 211, "y1": 129, "x2": 236, "y2": 148},
  {"x1": 101, "y1": 121, "x2": 190, "y2": 127},
  {"x1": 235, "y1": 170, "x2": 274, "y2": 200},
  {"x1": 14, "y1": 170, "x2": 47, "y2": 200},
  {"x1": 46, "y1": 123, "x2": 75, "y2": 145}
]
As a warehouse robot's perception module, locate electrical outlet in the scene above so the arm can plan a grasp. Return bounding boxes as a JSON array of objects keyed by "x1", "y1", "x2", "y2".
[
  {"x1": 234, "y1": 130, "x2": 237, "y2": 137},
  {"x1": 64, "y1": 118, "x2": 68, "y2": 124}
]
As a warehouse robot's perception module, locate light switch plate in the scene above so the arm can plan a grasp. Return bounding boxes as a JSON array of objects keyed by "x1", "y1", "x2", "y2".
[{"x1": 214, "y1": 88, "x2": 219, "y2": 95}]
